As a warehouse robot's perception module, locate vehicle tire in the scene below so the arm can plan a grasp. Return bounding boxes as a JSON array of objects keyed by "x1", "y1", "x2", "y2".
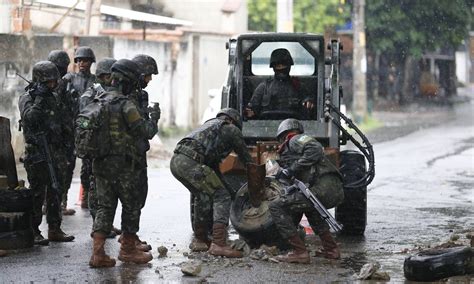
[
  {"x1": 230, "y1": 177, "x2": 301, "y2": 248},
  {"x1": 0, "y1": 188, "x2": 33, "y2": 212},
  {"x1": 404, "y1": 246, "x2": 474, "y2": 282},
  {"x1": 0, "y1": 212, "x2": 31, "y2": 233},
  {"x1": 0, "y1": 228, "x2": 34, "y2": 250},
  {"x1": 335, "y1": 150, "x2": 367, "y2": 235}
]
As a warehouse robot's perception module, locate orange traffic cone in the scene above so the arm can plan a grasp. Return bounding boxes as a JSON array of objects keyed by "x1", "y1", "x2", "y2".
[
  {"x1": 76, "y1": 184, "x2": 84, "y2": 206},
  {"x1": 300, "y1": 214, "x2": 314, "y2": 235}
]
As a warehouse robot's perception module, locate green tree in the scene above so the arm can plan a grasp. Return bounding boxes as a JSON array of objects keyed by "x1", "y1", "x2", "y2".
[{"x1": 248, "y1": 0, "x2": 350, "y2": 33}]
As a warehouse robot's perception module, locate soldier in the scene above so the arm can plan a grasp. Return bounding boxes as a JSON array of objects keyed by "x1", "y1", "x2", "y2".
[
  {"x1": 63, "y1": 46, "x2": 96, "y2": 209},
  {"x1": 245, "y1": 48, "x2": 314, "y2": 119},
  {"x1": 79, "y1": 58, "x2": 122, "y2": 238},
  {"x1": 170, "y1": 108, "x2": 252, "y2": 257},
  {"x1": 269, "y1": 119, "x2": 344, "y2": 263},
  {"x1": 47, "y1": 50, "x2": 76, "y2": 216},
  {"x1": 19, "y1": 61, "x2": 75, "y2": 245},
  {"x1": 130, "y1": 54, "x2": 160, "y2": 250},
  {"x1": 89, "y1": 59, "x2": 159, "y2": 268}
]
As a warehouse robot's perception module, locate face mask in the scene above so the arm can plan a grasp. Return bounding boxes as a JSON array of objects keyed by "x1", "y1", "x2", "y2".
[{"x1": 274, "y1": 67, "x2": 290, "y2": 81}]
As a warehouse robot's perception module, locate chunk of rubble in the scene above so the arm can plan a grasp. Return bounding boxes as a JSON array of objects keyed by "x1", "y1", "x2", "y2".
[
  {"x1": 181, "y1": 261, "x2": 202, "y2": 276},
  {"x1": 355, "y1": 262, "x2": 389, "y2": 280},
  {"x1": 231, "y1": 239, "x2": 251, "y2": 256},
  {"x1": 157, "y1": 246, "x2": 168, "y2": 258}
]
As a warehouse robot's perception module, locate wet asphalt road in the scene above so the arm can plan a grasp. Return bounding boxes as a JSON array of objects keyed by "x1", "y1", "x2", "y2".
[{"x1": 1, "y1": 100, "x2": 473, "y2": 283}]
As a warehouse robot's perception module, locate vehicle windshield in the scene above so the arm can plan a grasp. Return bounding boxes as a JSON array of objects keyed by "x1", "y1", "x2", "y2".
[{"x1": 251, "y1": 42, "x2": 315, "y2": 75}]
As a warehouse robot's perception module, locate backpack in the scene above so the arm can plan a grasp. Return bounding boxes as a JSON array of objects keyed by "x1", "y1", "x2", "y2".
[{"x1": 75, "y1": 95, "x2": 111, "y2": 159}]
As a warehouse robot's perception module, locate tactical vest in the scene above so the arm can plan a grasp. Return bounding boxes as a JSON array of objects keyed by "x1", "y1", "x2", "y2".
[
  {"x1": 261, "y1": 78, "x2": 301, "y2": 112},
  {"x1": 182, "y1": 118, "x2": 231, "y2": 167},
  {"x1": 70, "y1": 72, "x2": 96, "y2": 95},
  {"x1": 280, "y1": 134, "x2": 340, "y2": 184},
  {"x1": 102, "y1": 92, "x2": 140, "y2": 161}
]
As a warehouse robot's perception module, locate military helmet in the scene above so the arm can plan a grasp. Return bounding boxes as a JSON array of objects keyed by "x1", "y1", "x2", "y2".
[
  {"x1": 47, "y1": 50, "x2": 70, "y2": 68},
  {"x1": 276, "y1": 118, "x2": 304, "y2": 138},
  {"x1": 132, "y1": 54, "x2": 158, "y2": 75},
  {"x1": 96, "y1": 58, "x2": 117, "y2": 77},
  {"x1": 217, "y1": 108, "x2": 242, "y2": 130},
  {"x1": 32, "y1": 61, "x2": 60, "y2": 83},
  {"x1": 111, "y1": 59, "x2": 141, "y2": 83},
  {"x1": 74, "y1": 46, "x2": 96, "y2": 63},
  {"x1": 269, "y1": 48, "x2": 294, "y2": 67}
]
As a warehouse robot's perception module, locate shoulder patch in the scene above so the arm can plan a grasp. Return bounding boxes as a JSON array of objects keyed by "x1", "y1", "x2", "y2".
[{"x1": 297, "y1": 134, "x2": 312, "y2": 144}]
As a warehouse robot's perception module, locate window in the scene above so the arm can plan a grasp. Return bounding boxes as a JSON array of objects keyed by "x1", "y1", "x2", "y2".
[{"x1": 251, "y1": 42, "x2": 315, "y2": 76}]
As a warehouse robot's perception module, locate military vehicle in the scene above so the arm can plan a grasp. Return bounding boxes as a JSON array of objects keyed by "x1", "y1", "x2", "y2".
[{"x1": 192, "y1": 33, "x2": 375, "y2": 246}]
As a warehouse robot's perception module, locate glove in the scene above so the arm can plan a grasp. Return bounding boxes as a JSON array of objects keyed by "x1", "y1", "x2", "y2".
[
  {"x1": 149, "y1": 103, "x2": 161, "y2": 122},
  {"x1": 275, "y1": 168, "x2": 293, "y2": 181}
]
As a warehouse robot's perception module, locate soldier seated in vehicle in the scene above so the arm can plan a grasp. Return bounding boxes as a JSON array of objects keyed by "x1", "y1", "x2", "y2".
[{"x1": 245, "y1": 48, "x2": 314, "y2": 120}]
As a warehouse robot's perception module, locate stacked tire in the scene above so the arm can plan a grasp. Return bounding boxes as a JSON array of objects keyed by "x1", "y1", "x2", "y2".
[{"x1": 0, "y1": 180, "x2": 34, "y2": 250}]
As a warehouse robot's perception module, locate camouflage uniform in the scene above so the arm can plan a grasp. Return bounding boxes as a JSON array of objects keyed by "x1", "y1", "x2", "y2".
[
  {"x1": 92, "y1": 90, "x2": 158, "y2": 235},
  {"x1": 248, "y1": 77, "x2": 311, "y2": 116},
  {"x1": 130, "y1": 89, "x2": 150, "y2": 209},
  {"x1": 63, "y1": 70, "x2": 96, "y2": 207},
  {"x1": 269, "y1": 134, "x2": 344, "y2": 238},
  {"x1": 170, "y1": 118, "x2": 252, "y2": 227},
  {"x1": 18, "y1": 62, "x2": 71, "y2": 239}
]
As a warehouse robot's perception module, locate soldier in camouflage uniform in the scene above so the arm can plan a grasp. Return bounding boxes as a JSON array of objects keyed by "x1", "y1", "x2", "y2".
[
  {"x1": 79, "y1": 58, "x2": 122, "y2": 238},
  {"x1": 245, "y1": 48, "x2": 314, "y2": 119},
  {"x1": 63, "y1": 46, "x2": 96, "y2": 209},
  {"x1": 269, "y1": 119, "x2": 344, "y2": 263},
  {"x1": 89, "y1": 59, "x2": 159, "y2": 268},
  {"x1": 47, "y1": 50, "x2": 76, "y2": 216},
  {"x1": 170, "y1": 108, "x2": 252, "y2": 257},
  {"x1": 19, "y1": 61, "x2": 75, "y2": 245},
  {"x1": 125, "y1": 54, "x2": 160, "y2": 251}
]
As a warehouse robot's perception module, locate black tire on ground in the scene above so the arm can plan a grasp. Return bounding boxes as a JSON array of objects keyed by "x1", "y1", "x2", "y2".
[
  {"x1": 230, "y1": 177, "x2": 301, "y2": 248},
  {"x1": 404, "y1": 246, "x2": 474, "y2": 282},
  {"x1": 335, "y1": 150, "x2": 367, "y2": 235},
  {"x1": 0, "y1": 228, "x2": 34, "y2": 250},
  {"x1": 0, "y1": 212, "x2": 31, "y2": 233},
  {"x1": 0, "y1": 188, "x2": 33, "y2": 212}
]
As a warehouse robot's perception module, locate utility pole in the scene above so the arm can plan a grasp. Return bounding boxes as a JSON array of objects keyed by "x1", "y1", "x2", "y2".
[
  {"x1": 277, "y1": 0, "x2": 293, "y2": 32},
  {"x1": 352, "y1": 0, "x2": 367, "y2": 122},
  {"x1": 84, "y1": 0, "x2": 93, "y2": 35}
]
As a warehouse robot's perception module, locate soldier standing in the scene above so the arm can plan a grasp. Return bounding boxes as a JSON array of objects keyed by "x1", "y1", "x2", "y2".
[
  {"x1": 170, "y1": 108, "x2": 252, "y2": 257},
  {"x1": 47, "y1": 50, "x2": 76, "y2": 216},
  {"x1": 269, "y1": 119, "x2": 344, "y2": 263},
  {"x1": 130, "y1": 54, "x2": 160, "y2": 250},
  {"x1": 63, "y1": 46, "x2": 96, "y2": 209},
  {"x1": 19, "y1": 61, "x2": 75, "y2": 245},
  {"x1": 79, "y1": 57, "x2": 122, "y2": 238},
  {"x1": 89, "y1": 59, "x2": 159, "y2": 267}
]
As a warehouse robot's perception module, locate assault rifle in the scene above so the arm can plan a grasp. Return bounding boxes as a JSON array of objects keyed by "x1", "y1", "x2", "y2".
[
  {"x1": 287, "y1": 178, "x2": 343, "y2": 233},
  {"x1": 37, "y1": 132, "x2": 61, "y2": 196}
]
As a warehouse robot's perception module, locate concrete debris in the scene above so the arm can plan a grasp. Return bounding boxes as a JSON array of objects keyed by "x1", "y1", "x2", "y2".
[
  {"x1": 269, "y1": 257, "x2": 280, "y2": 263},
  {"x1": 180, "y1": 261, "x2": 202, "y2": 277},
  {"x1": 157, "y1": 246, "x2": 168, "y2": 258},
  {"x1": 260, "y1": 244, "x2": 279, "y2": 256},
  {"x1": 231, "y1": 239, "x2": 251, "y2": 256},
  {"x1": 249, "y1": 245, "x2": 279, "y2": 261},
  {"x1": 355, "y1": 262, "x2": 383, "y2": 280}
]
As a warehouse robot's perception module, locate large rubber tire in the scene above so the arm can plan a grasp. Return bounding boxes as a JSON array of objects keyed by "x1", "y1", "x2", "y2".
[
  {"x1": 404, "y1": 246, "x2": 474, "y2": 281},
  {"x1": 0, "y1": 188, "x2": 33, "y2": 212},
  {"x1": 335, "y1": 150, "x2": 367, "y2": 235},
  {"x1": 0, "y1": 212, "x2": 31, "y2": 233},
  {"x1": 230, "y1": 177, "x2": 302, "y2": 248},
  {"x1": 0, "y1": 228, "x2": 34, "y2": 250}
]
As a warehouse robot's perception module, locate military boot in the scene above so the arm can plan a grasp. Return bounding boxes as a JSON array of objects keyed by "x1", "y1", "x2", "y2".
[
  {"x1": 118, "y1": 234, "x2": 151, "y2": 252},
  {"x1": 315, "y1": 230, "x2": 340, "y2": 259},
  {"x1": 34, "y1": 229, "x2": 49, "y2": 246},
  {"x1": 61, "y1": 202, "x2": 76, "y2": 216},
  {"x1": 118, "y1": 233, "x2": 153, "y2": 264},
  {"x1": 89, "y1": 232, "x2": 116, "y2": 268},
  {"x1": 190, "y1": 223, "x2": 211, "y2": 252},
  {"x1": 275, "y1": 234, "x2": 310, "y2": 264},
  {"x1": 48, "y1": 225, "x2": 75, "y2": 242},
  {"x1": 208, "y1": 223, "x2": 242, "y2": 258}
]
